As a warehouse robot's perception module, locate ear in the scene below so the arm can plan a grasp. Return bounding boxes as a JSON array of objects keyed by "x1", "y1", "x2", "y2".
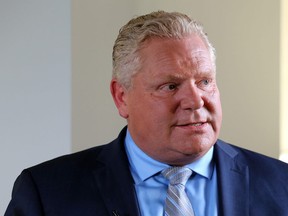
[{"x1": 110, "y1": 79, "x2": 129, "y2": 119}]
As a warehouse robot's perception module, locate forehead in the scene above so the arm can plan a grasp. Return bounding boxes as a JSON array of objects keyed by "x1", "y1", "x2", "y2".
[{"x1": 139, "y1": 35, "x2": 214, "y2": 75}]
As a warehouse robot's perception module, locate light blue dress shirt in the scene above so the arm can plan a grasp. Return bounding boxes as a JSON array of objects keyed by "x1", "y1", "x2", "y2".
[{"x1": 124, "y1": 130, "x2": 218, "y2": 216}]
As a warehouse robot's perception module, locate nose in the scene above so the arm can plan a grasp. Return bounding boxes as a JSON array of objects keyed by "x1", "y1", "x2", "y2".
[{"x1": 179, "y1": 83, "x2": 204, "y2": 110}]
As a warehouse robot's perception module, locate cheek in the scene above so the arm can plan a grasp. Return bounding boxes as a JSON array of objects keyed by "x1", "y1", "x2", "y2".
[
  {"x1": 203, "y1": 90, "x2": 222, "y2": 123},
  {"x1": 148, "y1": 92, "x2": 178, "y2": 112},
  {"x1": 154, "y1": 96, "x2": 181, "y2": 114},
  {"x1": 213, "y1": 91, "x2": 222, "y2": 116},
  {"x1": 144, "y1": 98, "x2": 177, "y2": 128},
  {"x1": 207, "y1": 92, "x2": 222, "y2": 130},
  {"x1": 210, "y1": 94, "x2": 222, "y2": 113},
  {"x1": 207, "y1": 88, "x2": 222, "y2": 110},
  {"x1": 127, "y1": 93, "x2": 157, "y2": 120}
]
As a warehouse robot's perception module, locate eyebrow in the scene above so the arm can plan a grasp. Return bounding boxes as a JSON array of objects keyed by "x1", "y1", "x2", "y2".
[{"x1": 165, "y1": 69, "x2": 215, "y2": 80}]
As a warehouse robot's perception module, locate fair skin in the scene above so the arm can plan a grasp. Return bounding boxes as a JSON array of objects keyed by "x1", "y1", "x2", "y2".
[{"x1": 111, "y1": 34, "x2": 222, "y2": 166}]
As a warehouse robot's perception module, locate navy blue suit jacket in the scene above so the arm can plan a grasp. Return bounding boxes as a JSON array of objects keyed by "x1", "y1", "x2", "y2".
[{"x1": 5, "y1": 127, "x2": 288, "y2": 215}]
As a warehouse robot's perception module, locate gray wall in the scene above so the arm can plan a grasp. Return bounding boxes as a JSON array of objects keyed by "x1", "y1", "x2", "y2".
[
  {"x1": 1, "y1": 0, "x2": 283, "y2": 214},
  {"x1": 0, "y1": 1, "x2": 71, "y2": 214}
]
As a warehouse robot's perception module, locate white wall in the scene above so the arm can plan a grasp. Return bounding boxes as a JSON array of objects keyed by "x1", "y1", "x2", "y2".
[
  {"x1": 0, "y1": 1, "x2": 71, "y2": 214},
  {"x1": 280, "y1": 0, "x2": 288, "y2": 162},
  {"x1": 72, "y1": 0, "x2": 281, "y2": 158},
  {"x1": 71, "y1": 0, "x2": 135, "y2": 151}
]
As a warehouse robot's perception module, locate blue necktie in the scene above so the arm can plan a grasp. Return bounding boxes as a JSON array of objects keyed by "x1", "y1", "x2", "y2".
[{"x1": 162, "y1": 167, "x2": 195, "y2": 216}]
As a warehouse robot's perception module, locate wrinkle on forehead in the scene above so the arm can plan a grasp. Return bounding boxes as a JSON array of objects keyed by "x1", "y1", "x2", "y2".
[{"x1": 177, "y1": 49, "x2": 214, "y2": 74}]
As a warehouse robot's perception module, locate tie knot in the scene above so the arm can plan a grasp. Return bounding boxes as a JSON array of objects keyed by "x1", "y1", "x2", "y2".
[{"x1": 162, "y1": 167, "x2": 192, "y2": 185}]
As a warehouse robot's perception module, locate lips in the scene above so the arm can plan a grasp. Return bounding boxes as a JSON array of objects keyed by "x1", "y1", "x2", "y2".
[
  {"x1": 174, "y1": 122, "x2": 208, "y2": 133},
  {"x1": 178, "y1": 122, "x2": 206, "y2": 127}
]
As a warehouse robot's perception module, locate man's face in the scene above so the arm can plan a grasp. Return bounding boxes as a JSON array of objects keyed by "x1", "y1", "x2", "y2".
[{"x1": 112, "y1": 35, "x2": 222, "y2": 165}]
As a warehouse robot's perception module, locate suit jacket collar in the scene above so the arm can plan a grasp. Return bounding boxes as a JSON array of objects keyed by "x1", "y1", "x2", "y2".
[
  {"x1": 214, "y1": 140, "x2": 249, "y2": 216},
  {"x1": 92, "y1": 127, "x2": 141, "y2": 216}
]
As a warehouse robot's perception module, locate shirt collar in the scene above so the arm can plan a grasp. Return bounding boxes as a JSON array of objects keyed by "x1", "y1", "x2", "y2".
[{"x1": 124, "y1": 130, "x2": 214, "y2": 183}]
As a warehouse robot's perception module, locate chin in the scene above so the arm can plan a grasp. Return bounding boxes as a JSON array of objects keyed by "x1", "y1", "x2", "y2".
[
  {"x1": 181, "y1": 141, "x2": 213, "y2": 155},
  {"x1": 167, "y1": 153, "x2": 202, "y2": 166}
]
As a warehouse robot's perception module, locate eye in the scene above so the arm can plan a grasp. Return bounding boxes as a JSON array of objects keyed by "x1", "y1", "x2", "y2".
[
  {"x1": 197, "y1": 78, "x2": 216, "y2": 91},
  {"x1": 160, "y1": 83, "x2": 178, "y2": 91},
  {"x1": 198, "y1": 78, "x2": 212, "y2": 87},
  {"x1": 167, "y1": 84, "x2": 177, "y2": 90},
  {"x1": 202, "y1": 79, "x2": 210, "y2": 85}
]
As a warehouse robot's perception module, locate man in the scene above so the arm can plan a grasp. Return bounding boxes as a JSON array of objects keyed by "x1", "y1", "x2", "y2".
[{"x1": 5, "y1": 11, "x2": 288, "y2": 216}]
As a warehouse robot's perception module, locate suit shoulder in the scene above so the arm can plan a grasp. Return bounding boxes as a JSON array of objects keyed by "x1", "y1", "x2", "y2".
[
  {"x1": 25, "y1": 142, "x2": 114, "y2": 181},
  {"x1": 216, "y1": 139, "x2": 288, "y2": 174},
  {"x1": 23, "y1": 128, "x2": 127, "y2": 182}
]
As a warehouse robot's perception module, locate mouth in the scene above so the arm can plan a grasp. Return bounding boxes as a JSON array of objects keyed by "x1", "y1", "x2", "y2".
[
  {"x1": 174, "y1": 122, "x2": 208, "y2": 133},
  {"x1": 189, "y1": 122, "x2": 204, "y2": 126},
  {"x1": 178, "y1": 122, "x2": 206, "y2": 127}
]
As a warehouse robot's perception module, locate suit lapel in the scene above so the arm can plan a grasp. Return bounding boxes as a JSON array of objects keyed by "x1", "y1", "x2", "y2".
[
  {"x1": 92, "y1": 128, "x2": 141, "y2": 216},
  {"x1": 214, "y1": 141, "x2": 249, "y2": 216}
]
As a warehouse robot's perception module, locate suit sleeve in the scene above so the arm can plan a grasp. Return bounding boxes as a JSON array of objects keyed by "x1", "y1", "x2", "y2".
[{"x1": 4, "y1": 170, "x2": 44, "y2": 216}]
